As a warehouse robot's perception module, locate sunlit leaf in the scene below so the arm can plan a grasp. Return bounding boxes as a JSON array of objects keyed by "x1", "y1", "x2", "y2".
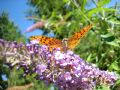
[
  {"x1": 106, "y1": 41, "x2": 119, "y2": 47},
  {"x1": 87, "y1": 8, "x2": 116, "y2": 17},
  {"x1": 97, "y1": 0, "x2": 111, "y2": 7},
  {"x1": 109, "y1": 61, "x2": 119, "y2": 71},
  {"x1": 96, "y1": 84, "x2": 111, "y2": 90},
  {"x1": 63, "y1": 0, "x2": 69, "y2": 3},
  {"x1": 107, "y1": 19, "x2": 120, "y2": 24},
  {"x1": 86, "y1": 54, "x2": 93, "y2": 62},
  {"x1": 81, "y1": 0, "x2": 87, "y2": 11},
  {"x1": 100, "y1": 33, "x2": 115, "y2": 42},
  {"x1": 100, "y1": 33, "x2": 113, "y2": 38}
]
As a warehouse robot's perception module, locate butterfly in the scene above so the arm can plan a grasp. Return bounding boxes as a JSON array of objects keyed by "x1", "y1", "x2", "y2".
[{"x1": 30, "y1": 24, "x2": 92, "y2": 51}]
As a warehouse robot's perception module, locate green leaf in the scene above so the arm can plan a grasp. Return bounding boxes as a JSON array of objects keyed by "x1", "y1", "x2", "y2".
[
  {"x1": 97, "y1": 0, "x2": 111, "y2": 7},
  {"x1": 100, "y1": 33, "x2": 113, "y2": 38},
  {"x1": 63, "y1": 0, "x2": 69, "y2": 3},
  {"x1": 106, "y1": 40, "x2": 119, "y2": 47},
  {"x1": 101, "y1": 34, "x2": 119, "y2": 47},
  {"x1": 100, "y1": 33, "x2": 115, "y2": 42},
  {"x1": 87, "y1": 8, "x2": 116, "y2": 17},
  {"x1": 81, "y1": 0, "x2": 87, "y2": 11},
  {"x1": 86, "y1": 54, "x2": 92, "y2": 62},
  {"x1": 109, "y1": 61, "x2": 119, "y2": 71},
  {"x1": 96, "y1": 84, "x2": 111, "y2": 90},
  {"x1": 116, "y1": 39, "x2": 120, "y2": 43},
  {"x1": 107, "y1": 19, "x2": 120, "y2": 24}
]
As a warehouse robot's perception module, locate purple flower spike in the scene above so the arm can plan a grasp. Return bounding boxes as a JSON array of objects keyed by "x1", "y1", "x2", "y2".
[{"x1": 0, "y1": 39, "x2": 118, "y2": 90}]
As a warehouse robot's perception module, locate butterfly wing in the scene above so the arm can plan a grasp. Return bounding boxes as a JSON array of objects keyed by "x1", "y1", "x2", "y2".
[
  {"x1": 30, "y1": 36, "x2": 63, "y2": 49},
  {"x1": 67, "y1": 24, "x2": 92, "y2": 50}
]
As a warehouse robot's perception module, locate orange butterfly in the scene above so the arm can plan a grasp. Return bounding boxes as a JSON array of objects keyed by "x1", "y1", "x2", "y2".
[{"x1": 30, "y1": 24, "x2": 92, "y2": 51}]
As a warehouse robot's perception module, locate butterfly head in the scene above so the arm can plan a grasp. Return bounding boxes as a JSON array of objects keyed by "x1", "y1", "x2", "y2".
[
  {"x1": 62, "y1": 38, "x2": 68, "y2": 44},
  {"x1": 62, "y1": 38, "x2": 69, "y2": 51}
]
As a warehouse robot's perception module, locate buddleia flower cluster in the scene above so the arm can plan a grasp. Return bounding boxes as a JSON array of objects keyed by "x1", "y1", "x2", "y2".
[{"x1": 0, "y1": 39, "x2": 118, "y2": 90}]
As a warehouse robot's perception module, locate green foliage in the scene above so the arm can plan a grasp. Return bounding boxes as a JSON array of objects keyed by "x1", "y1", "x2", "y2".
[
  {"x1": 27, "y1": 0, "x2": 120, "y2": 89},
  {"x1": 8, "y1": 67, "x2": 55, "y2": 90},
  {"x1": 95, "y1": 84, "x2": 111, "y2": 90},
  {"x1": 0, "y1": 12, "x2": 26, "y2": 90},
  {"x1": 0, "y1": 59, "x2": 8, "y2": 90},
  {"x1": 0, "y1": 12, "x2": 26, "y2": 42}
]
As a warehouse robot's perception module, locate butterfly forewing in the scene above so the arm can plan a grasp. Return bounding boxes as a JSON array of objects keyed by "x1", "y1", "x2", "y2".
[
  {"x1": 30, "y1": 36, "x2": 63, "y2": 49},
  {"x1": 67, "y1": 24, "x2": 92, "y2": 50}
]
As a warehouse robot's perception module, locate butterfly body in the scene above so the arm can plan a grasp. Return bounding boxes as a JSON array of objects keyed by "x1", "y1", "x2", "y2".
[{"x1": 30, "y1": 24, "x2": 92, "y2": 52}]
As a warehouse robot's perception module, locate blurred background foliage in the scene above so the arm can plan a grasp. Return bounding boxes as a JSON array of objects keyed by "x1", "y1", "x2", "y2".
[
  {"x1": 0, "y1": 0, "x2": 120, "y2": 90},
  {"x1": 0, "y1": 12, "x2": 26, "y2": 42}
]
